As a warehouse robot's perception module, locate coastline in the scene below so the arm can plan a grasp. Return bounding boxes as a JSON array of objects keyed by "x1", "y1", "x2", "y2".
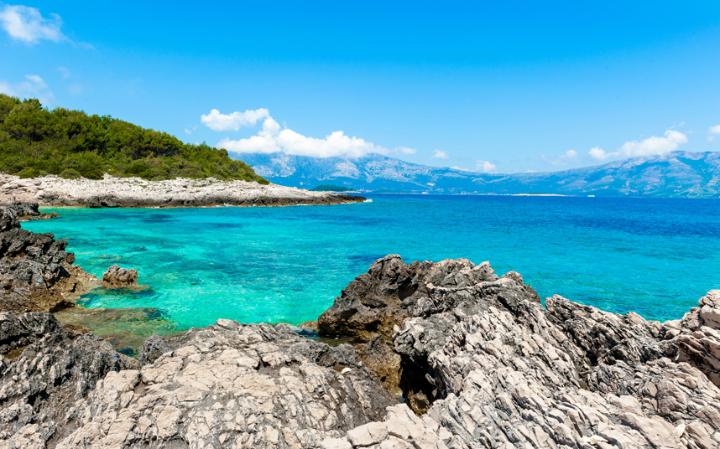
[
  {"x1": 0, "y1": 173, "x2": 365, "y2": 208},
  {"x1": 3, "y1": 203, "x2": 720, "y2": 448}
]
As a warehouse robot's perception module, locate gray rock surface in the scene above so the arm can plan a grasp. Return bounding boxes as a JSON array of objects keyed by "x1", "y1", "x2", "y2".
[
  {"x1": 1, "y1": 315, "x2": 395, "y2": 449},
  {"x1": 0, "y1": 205, "x2": 95, "y2": 312},
  {"x1": 320, "y1": 255, "x2": 720, "y2": 448},
  {"x1": 102, "y1": 265, "x2": 140, "y2": 289},
  {"x1": 0, "y1": 174, "x2": 364, "y2": 208},
  {"x1": 0, "y1": 312, "x2": 138, "y2": 449},
  {"x1": 2, "y1": 253, "x2": 720, "y2": 448}
]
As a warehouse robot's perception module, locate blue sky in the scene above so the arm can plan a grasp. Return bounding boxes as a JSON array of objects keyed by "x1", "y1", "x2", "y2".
[{"x1": 1, "y1": 1, "x2": 720, "y2": 172}]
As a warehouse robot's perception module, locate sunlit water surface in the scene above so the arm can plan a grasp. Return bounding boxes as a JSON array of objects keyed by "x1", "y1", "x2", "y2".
[{"x1": 25, "y1": 195, "x2": 720, "y2": 330}]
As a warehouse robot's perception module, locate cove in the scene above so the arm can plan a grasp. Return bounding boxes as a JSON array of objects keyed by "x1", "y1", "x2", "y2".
[{"x1": 24, "y1": 194, "x2": 720, "y2": 329}]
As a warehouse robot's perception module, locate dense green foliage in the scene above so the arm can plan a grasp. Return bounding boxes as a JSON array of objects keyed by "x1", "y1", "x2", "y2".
[{"x1": 0, "y1": 94, "x2": 267, "y2": 182}]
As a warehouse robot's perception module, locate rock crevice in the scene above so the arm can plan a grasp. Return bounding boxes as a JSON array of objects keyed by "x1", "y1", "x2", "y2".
[
  {"x1": 2, "y1": 222, "x2": 720, "y2": 448},
  {"x1": 320, "y1": 255, "x2": 720, "y2": 448}
]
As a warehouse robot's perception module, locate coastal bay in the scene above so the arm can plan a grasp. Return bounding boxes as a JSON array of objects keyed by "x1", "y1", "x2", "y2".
[
  {"x1": 23, "y1": 194, "x2": 720, "y2": 332},
  {"x1": 2, "y1": 204, "x2": 720, "y2": 447},
  {"x1": 3, "y1": 2, "x2": 719, "y2": 446}
]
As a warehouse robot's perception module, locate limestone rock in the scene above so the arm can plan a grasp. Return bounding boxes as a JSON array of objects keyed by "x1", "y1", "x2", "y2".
[
  {"x1": 320, "y1": 255, "x2": 720, "y2": 448},
  {"x1": 4, "y1": 251, "x2": 720, "y2": 448},
  {"x1": 0, "y1": 204, "x2": 97, "y2": 312},
  {"x1": 0, "y1": 312, "x2": 395, "y2": 448},
  {"x1": 0, "y1": 313, "x2": 138, "y2": 449},
  {"x1": 665, "y1": 290, "x2": 720, "y2": 386},
  {"x1": 102, "y1": 264, "x2": 139, "y2": 289},
  {"x1": 0, "y1": 173, "x2": 364, "y2": 208}
]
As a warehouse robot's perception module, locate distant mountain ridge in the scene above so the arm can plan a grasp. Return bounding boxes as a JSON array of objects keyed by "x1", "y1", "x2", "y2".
[{"x1": 238, "y1": 151, "x2": 720, "y2": 198}]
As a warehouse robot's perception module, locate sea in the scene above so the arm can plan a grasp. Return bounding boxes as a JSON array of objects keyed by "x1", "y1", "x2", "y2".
[{"x1": 24, "y1": 195, "x2": 720, "y2": 332}]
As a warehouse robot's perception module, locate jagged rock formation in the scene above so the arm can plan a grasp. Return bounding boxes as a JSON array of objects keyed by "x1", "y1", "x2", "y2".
[
  {"x1": 102, "y1": 265, "x2": 140, "y2": 289},
  {"x1": 0, "y1": 205, "x2": 96, "y2": 312},
  {"x1": 0, "y1": 314, "x2": 395, "y2": 449},
  {"x1": 0, "y1": 312, "x2": 138, "y2": 448},
  {"x1": 2, "y1": 251, "x2": 720, "y2": 448},
  {"x1": 0, "y1": 203, "x2": 50, "y2": 220},
  {"x1": 320, "y1": 255, "x2": 720, "y2": 448}
]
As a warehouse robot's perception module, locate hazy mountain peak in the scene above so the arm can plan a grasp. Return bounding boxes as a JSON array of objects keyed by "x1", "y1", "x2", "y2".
[{"x1": 238, "y1": 150, "x2": 720, "y2": 197}]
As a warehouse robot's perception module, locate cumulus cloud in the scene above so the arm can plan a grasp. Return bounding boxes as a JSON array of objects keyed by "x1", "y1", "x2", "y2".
[
  {"x1": 619, "y1": 129, "x2": 687, "y2": 157},
  {"x1": 476, "y1": 160, "x2": 496, "y2": 172},
  {"x1": 588, "y1": 147, "x2": 608, "y2": 161},
  {"x1": 204, "y1": 107, "x2": 417, "y2": 159},
  {"x1": 587, "y1": 129, "x2": 688, "y2": 162},
  {"x1": 432, "y1": 149, "x2": 448, "y2": 159},
  {"x1": 0, "y1": 74, "x2": 54, "y2": 103},
  {"x1": 201, "y1": 108, "x2": 270, "y2": 131},
  {"x1": 0, "y1": 4, "x2": 64, "y2": 44},
  {"x1": 564, "y1": 149, "x2": 577, "y2": 159}
]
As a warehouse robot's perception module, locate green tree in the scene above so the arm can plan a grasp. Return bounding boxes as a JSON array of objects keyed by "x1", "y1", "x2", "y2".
[{"x1": 0, "y1": 93, "x2": 267, "y2": 183}]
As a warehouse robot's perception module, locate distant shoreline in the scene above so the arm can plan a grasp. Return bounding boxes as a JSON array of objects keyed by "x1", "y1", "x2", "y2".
[{"x1": 0, "y1": 174, "x2": 365, "y2": 208}]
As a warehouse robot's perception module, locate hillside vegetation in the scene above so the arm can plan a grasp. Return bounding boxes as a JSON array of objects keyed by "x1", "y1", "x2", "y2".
[{"x1": 0, "y1": 94, "x2": 266, "y2": 183}]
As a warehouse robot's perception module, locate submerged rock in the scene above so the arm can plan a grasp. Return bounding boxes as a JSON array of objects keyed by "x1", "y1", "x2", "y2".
[
  {"x1": 102, "y1": 264, "x2": 140, "y2": 289},
  {"x1": 54, "y1": 306, "x2": 177, "y2": 356}
]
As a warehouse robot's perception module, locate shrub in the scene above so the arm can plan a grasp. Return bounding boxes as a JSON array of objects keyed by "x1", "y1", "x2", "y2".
[
  {"x1": 0, "y1": 94, "x2": 266, "y2": 183},
  {"x1": 59, "y1": 168, "x2": 82, "y2": 179}
]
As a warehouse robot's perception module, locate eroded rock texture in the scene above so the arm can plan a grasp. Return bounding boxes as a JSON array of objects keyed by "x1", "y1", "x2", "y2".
[
  {"x1": 2, "y1": 254, "x2": 720, "y2": 448},
  {"x1": 102, "y1": 265, "x2": 140, "y2": 289},
  {"x1": 0, "y1": 205, "x2": 94, "y2": 312},
  {"x1": 320, "y1": 255, "x2": 720, "y2": 449},
  {"x1": 0, "y1": 315, "x2": 395, "y2": 449},
  {"x1": 0, "y1": 312, "x2": 138, "y2": 449}
]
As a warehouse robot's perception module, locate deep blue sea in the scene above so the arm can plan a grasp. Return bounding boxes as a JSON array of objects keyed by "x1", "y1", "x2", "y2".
[{"x1": 24, "y1": 195, "x2": 720, "y2": 329}]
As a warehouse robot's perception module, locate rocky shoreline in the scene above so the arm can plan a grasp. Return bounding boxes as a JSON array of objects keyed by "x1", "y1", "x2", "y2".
[
  {"x1": 0, "y1": 174, "x2": 364, "y2": 208},
  {"x1": 0, "y1": 203, "x2": 97, "y2": 312},
  {"x1": 1, "y1": 204, "x2": 720, "y2": 448}
]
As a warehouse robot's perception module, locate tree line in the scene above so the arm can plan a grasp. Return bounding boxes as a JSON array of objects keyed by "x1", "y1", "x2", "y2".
[{"x1": 0, "y1": 94, "x2": 267, "y2": 183}]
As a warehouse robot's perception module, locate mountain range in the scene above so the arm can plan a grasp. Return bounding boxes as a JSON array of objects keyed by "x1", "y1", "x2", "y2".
[{"x1": 238, "y1": 151, "x2": 720, "y2": 198}]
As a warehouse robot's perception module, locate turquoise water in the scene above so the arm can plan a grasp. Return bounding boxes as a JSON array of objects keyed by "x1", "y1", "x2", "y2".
[{"x1": 24, "y1": 195, "x2": 720, "y2": 328}]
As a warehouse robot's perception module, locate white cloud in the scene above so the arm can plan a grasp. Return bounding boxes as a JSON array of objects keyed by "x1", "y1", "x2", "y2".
[
  {"x1": 564, "y1": 149, "x2": 577, "y2": 159},
  {"x1": 588, "y1": 147, "x2": 608, "y2": 161},
  {"x1": 709, "y1": 124, "x2": 720, "y2": 141},
  {"x1": 0, "y1": 4, "x2": 64, "y2": 44},
  {"x1": 476, "y1": 160, "x2": 496, "y2": 172},
  {"x1": 205, "y1": 108, "x2": 416, "y2": 158},
  {"x1": 619, "y1": 129, "x2": 687, "y2": 157},
  {"x1": 216, "y1": 115, "x2": 384, "y2": 158},
  {"x1": 587, "y1": 129, "x2": 689, "y2": 162},
  {"x1": 0, "y1": 74, "x2": 54, "y2": 103},
  {"x1": 201, "y1": 108, "x2": 270, "y2": 131},
  {"x1": 432, "y1": 149, "x2": 448, "y2": 159}
]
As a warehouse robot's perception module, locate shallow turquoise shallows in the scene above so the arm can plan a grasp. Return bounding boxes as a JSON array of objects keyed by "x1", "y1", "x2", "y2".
[{"x1": 24, "y1": 195, "x2": 720, "y2": 329}]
